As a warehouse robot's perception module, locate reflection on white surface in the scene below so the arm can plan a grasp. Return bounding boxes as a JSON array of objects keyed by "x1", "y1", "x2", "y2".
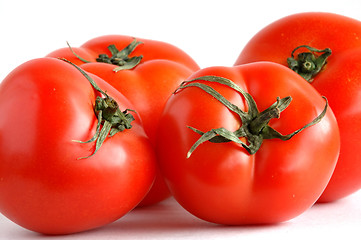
[{"x1": 1, "y1": 191, "x2": 361, "y2": 239}]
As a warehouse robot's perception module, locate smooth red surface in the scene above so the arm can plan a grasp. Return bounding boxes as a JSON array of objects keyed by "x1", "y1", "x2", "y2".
[
  {"x1": 235, "y1": 12, "x2": 361, "y2": 202},
  {"x1": 156, "y1": 62, "x2": 340, "y2": 224},
  {"x1": 47, "y1": 35, "x2": 200, "y2": 206},
  {"x1": 0, "y1": 58, "x2": 156, "y2": 234}
]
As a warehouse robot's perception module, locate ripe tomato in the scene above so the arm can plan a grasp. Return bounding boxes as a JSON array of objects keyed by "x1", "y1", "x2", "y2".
[
  {"x1": 46, "y1": 35, "x2": 200, "y2": 206},
  {"x1": 156, "y1": 62, "x2": 340, "y2": 224},
  {"x1": 0, "y1": 58, "x2": 156, "y2": 234},
  {"x1": 235, "y1": 12, "x2": 361, "y2": 202}
]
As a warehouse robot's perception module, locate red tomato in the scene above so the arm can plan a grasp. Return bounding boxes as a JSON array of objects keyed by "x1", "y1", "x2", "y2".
[
  {"x1": 235, "y1": 12, "x2": 361, "y2": 202},
  {"x1": 47, "y1": 35, "x2": 200, "y2": 206},
  {"x1": 156, "y1": 62, "x2": 340, "y2": 224},
  {"x1": 0, "y1": 58, "x2": 156, "y2": 234}
]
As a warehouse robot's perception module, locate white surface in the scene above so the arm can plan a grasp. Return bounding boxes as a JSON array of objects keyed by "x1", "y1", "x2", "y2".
[
  {"x1": 1, "y1": 0, "x2": 361, "y2": 80},
  {"x1": 1, "y1": 193, "x2": 361, "y2": 240},
  {"x1": 1, "y1": 0, "x2": 361, "y2": 239}
]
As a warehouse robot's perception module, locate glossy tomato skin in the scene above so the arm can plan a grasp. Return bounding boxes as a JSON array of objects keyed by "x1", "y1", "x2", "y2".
[
  {"x1": 235, "y1": 12, "x2": 361, "y2": 202},
  {"x1": 46, "y1": 35, "x2": 199, "y2": 142},
  {"x1": 236, "y1": 12, "x2": 361, "y2": 65},
  {"x1": 47, "y1": 35, "x2": 200, "y2": 206},
  {"x1": 0, "y1": 58, "x2": 156, "y2": 234},
  {"x1": 156, "y1": 62, "x2": 340, "y2": 224},
  {"x1": 309, "y1": 49, "x2": 361, "y2": 202}
]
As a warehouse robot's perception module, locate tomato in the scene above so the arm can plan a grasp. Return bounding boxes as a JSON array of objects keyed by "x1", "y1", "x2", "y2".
[
  {"x1": 46, "y1": 35, "x2": 200, "y2": 206},
  {"x1": 0, "y1": 58, "x2": 156, "y2": 234},
  {"x1": 156, "y1": 62, "x2": 340, "y2": 224},
  {"x1": 235, "y1": 12, "x2": 361, "y2": 202}
]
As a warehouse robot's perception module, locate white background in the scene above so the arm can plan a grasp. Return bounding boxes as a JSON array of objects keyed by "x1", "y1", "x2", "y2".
[{"x1": 1, "y1": 0, "x2": 361, "y2": 239}]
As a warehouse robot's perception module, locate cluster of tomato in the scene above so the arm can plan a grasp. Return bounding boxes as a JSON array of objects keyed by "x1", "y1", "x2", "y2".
[{"x1": 0, "y1": 12, "x2": 360, "y2": 235}]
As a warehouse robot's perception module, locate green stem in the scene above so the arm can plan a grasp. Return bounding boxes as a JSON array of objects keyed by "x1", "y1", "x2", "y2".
[
  {"x1": 67, "y1": 38, "x2": 143, "y2": 72},
  {"x1": 60, "y1": 58, "x2": 135, "y2": 159},
  {"x1": 248, "y1": 97, "x2": 292, "y2": 135},
  {"x1": 176, "y1": 76, "x2": 328, "y2": 157},
  {"x1": 287, "y1": 45, "x2": 332, "y2": 82},
  {"x1": 67, "y1": 42, "x2": 91, "y2": 63}
]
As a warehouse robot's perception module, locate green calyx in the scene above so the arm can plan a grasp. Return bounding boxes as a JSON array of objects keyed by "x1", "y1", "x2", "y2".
[
  {"x1": 67, "y1": 38, "x2": 143, "y2": 72},
  {"x1": 287, "y1": 45, "x2": 332, "y2": 82},
  {"x1": 96, "y1": 39, "x2": 143, "y2": 72},
  {"x1": 60, "y1": 58, "x2": 135, "y2": 159},
  {"x1": 175, "y1": 76, "x2": 328, "y2": 158}
]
